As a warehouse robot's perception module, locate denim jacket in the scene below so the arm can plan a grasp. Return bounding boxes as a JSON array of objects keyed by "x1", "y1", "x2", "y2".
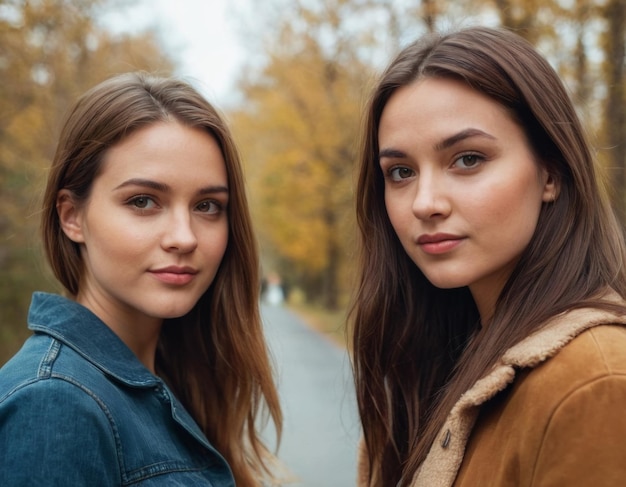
[{"x1": 0, "y1": 292, "x2": 235, "y2": 486}]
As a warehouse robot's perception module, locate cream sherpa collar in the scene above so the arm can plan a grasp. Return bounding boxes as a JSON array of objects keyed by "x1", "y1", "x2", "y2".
[{"x1": 411, "y1": 292, "x2": 626, "y2": 486}]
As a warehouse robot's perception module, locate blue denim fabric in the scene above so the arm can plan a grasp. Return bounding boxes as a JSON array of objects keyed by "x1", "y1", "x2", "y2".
[{"x1": 0, "y1": 292, "x2": 235, "y2": 486}]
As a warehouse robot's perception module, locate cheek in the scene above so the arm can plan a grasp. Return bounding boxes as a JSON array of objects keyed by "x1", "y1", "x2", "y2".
[
  {"x1": 384, "y1": 193, "x2": 407, "y2": 231},
  {"x1": 212, "y1": 234, "x2": 229, "y2": 262},
  {"x1": 477, "y1": 183, "x2": 544, "y2": 246},
  {"x1": 473, "y1": 165, "x2": 545, "y2": 220},
  {"x1": 85, "y1": 218, "x2": 152, "y2": 262},
  {"x1": 199, "y1": 224, "x2": 229, "y2": 260}
]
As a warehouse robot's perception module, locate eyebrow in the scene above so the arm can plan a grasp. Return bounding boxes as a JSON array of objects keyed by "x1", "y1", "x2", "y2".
[
  {"x1": 113, "y1": 178, "x2": 229, "y2": 195},
  {"x1": 378, "y1": 148, "x2": 407, "y2": 160},
  {"x1": 434, "y1": 128, "x2": 496, "y2": 151},
  {"x1": 378, "y1": 128, "x2": 496, "y2": 160}
]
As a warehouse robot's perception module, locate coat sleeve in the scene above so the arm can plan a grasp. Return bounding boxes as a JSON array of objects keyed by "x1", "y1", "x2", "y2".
[
  {"x1": 0, "y1": 377, "x2": 122, "y2": 486},
  {"x1": 530, "y1": 374, "x2": 626, "y2": 486}
]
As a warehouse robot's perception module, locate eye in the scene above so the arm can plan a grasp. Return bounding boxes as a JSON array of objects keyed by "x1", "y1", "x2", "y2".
[
  {"x1": 388, "y1": 166, "x2": 415, "y2": 182},
  {"x1": 452, "y1": 153, "x2": 484, "y2": 169},
  {"x1": 196, "y1": 200, "x2": 222, "y2": 214},
  {"x1": 128, "y1": 195, "x2": 156, "y2": 209}
]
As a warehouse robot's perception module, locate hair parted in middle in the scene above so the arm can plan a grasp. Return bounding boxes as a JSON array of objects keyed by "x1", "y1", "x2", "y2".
[{"x1": 350, "y1": 26, "x2": 626, "y2": 487}]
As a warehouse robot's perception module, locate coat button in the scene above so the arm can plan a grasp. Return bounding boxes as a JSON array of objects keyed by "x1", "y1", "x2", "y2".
[{"x1": 441, "y1": 429, "x2": 451, "y2": 448}]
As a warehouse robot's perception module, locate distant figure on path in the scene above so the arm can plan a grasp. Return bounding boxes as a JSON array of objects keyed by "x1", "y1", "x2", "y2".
[{"x1": 265, "y1": 272, "x2": 286, "y2": 306}]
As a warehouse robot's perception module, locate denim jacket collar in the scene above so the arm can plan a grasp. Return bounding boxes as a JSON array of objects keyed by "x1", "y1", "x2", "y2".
[
  {"x1": 17, "y1": 292, "x2": 234, "y2": 483},
  {"x1": 27, "y1": 291, "x2": 161, "y2": 388},
  {"x1": 27, "y1": 292, "x2": 220, "y2": 451}
]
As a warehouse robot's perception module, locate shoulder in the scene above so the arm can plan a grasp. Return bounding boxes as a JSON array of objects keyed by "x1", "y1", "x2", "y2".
[
  {"x1": 457, "y1": 325, "x2": 626, "y2": 486},
  {"x1": 0, "y1": 335, "x2": 121, "y2": 457},
  {"x1": 0, "y1": 357, "x2": 119, "y2": 439},
  {"x1": 499, "y1": 298, "x2": 626, "y2": 403},
  {"x1": 505, "y1": 324, "x2": 626, "y2": 418},
  {"x1": 0, "y1": 373, "x2": 122, "y2": 485},
  {"x1": 527, "y1": 324, "x2": 626, "y2": 397},
  {"x1": 537, "y1": 323, "x2": 626, "y2": 419},
  {"x1": 522, "y1": 325, "x2": 626, "y2": 485},
  {"x1": 562, "y1": 323, "x2": 626, "y2": 371},
  {"x1": 1, "y1": 333, "x2": 115, "y2": 403},
  {"x1": 0, "y1": 328, "x2": 129, "y2": 484}
]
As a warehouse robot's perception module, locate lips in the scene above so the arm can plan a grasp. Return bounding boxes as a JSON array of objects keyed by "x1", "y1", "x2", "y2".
[
  {"x1": 149, "y1": 266, "x2": 198, "y2": 285},
  {"x1": 417, "y1": 233, "x2": 465, "y2": 255}
]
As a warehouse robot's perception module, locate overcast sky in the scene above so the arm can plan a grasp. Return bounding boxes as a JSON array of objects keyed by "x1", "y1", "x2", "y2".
[{"x1": 105, "y1": 0, "x2": 247, "y2": 106}]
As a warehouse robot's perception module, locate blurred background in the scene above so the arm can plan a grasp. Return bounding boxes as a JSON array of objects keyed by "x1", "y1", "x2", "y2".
[{"x1": 1, "y1": 0, "x2": 624, "y2": 363}]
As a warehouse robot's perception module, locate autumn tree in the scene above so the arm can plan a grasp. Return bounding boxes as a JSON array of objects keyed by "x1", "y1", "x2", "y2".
[
  {"x1": 0, "y1": 0, "x2": 175, "y2": 363},
  {"x1": 231, "y1": 0, "x2": 624, "y2": 309},
  {"x1": 231, "y1": 0, "x2": 447, "y2": 308},
  {"x1": 232, "y1": 1, "x2": 371, "y2": 308},
  {"x1": 601, "y1": 0, "x2": 625, "y2": 211},
  {"x1": 485, "y1": 0, "x2": 625, "y2": 212}
]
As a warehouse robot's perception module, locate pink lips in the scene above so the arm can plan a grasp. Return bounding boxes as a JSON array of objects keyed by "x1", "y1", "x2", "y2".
[
  {"x1": 149, "y1": 266, "x2": 198, "y2": 285},
  {"x1": 417, "y1": 233, "x2": 465, "y2": 255}
]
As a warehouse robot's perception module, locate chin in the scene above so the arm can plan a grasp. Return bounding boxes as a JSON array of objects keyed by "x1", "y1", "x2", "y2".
[
  {"x1": 422, "y1": 273, "x2": 470, "y2": 290},
  {"x1": 148, "y1": 291, "x2": 206, "y2": 320},
  {"x1": 154, "y1": 304, "x2": 196, "y2": 320},
  {"x1": 430, "y1": 282, "x2": 466, "y2": 290}
]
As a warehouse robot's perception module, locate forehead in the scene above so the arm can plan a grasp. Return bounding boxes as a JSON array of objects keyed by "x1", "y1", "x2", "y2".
[
  {"x1": 95, "y1": 122, "x2": 228, "y2": 187},
  {"x1": 378, "y1": 77, "x2": 520, "y2": 145}
]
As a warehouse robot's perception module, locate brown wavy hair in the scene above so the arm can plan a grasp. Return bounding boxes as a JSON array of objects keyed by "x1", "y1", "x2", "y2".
[
  {"x1": 41, "y1": 72, "x2": 282, "y2": 486},
  {"x1": 350, "y1": 26, "x2": 626, "y2": 486}
]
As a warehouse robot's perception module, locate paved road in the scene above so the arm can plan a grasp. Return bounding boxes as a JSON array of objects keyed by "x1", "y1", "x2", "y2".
[{"x1": 261, "y1": 304, "x2": 360, "y2": 486}]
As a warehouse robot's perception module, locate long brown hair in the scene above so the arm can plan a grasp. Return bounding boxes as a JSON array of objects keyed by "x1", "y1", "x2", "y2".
[
  {"x1": 41, "y1": 72, "x2": 282, "y2": 486},
  {"x1": 350, "y1": 26, "x2": 626, "y2": 486}
]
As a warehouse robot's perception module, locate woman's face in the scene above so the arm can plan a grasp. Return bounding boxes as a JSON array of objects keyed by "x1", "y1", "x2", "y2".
[
  {"x1": 59, "y1": 121, "x2": 229, "y2": 338},
  {"x1": 378, "y1": 77, "x2": 556, "y2": 319}
]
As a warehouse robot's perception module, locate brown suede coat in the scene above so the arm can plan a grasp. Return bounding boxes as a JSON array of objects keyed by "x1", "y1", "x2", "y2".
[{"x1": 357, "y1": 297, "x2": 626, "y2": 487}]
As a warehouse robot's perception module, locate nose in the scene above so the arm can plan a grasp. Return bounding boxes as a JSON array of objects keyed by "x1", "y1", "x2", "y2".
[
  {"x1": 411, "y1": 171, "x2": 451, "y2": 220},
  {"x1": 161, "y1": 210, "x2": 198, "y2": 253}
]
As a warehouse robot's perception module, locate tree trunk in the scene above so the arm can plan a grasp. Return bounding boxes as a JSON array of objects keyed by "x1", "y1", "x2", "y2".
[
  {"x1": 323, "y1": 207, "x2": 339, "y2": 310},
  {"x1": 605, "y1": 0, "x2": 626, "y2": 216}
]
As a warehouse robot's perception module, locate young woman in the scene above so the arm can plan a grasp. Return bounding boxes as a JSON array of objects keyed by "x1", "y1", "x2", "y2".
[
  {"x1": 0, "y1": 73, "x2": 282, "y2": 486},
  {"x1": 351, "y1": 26, "x2": 626, "y2": 486}
]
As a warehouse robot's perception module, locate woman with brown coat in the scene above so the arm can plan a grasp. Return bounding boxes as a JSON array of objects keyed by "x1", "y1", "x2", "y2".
[{"x1": 350, "y1": 26, "x2": 626, "y2": 487}]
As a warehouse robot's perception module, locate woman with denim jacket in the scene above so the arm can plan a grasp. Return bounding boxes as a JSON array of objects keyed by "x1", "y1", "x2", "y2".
[
  {"x1": 0, "y1": 73, "x2": 282, "y2": 486},
  {"x1": 350, "y1": 27, "x2": 626, "y2": 486}
]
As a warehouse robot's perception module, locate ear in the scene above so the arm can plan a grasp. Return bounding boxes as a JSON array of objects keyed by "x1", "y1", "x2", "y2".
[
  {"x1": 56, "y1": 189, "x2": 85, "y2": 243},
  {"x1": 541, "y1": 171, "x2": 560, "y2": 203}
]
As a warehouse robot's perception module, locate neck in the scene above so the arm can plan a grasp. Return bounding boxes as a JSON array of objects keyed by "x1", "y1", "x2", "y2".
[
  {"x1": 470, "y1": 286, "x2": 497, "y2": 328},
  {"x1": 74, "y1": 292, "x2": 162, "y2": 374}
]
